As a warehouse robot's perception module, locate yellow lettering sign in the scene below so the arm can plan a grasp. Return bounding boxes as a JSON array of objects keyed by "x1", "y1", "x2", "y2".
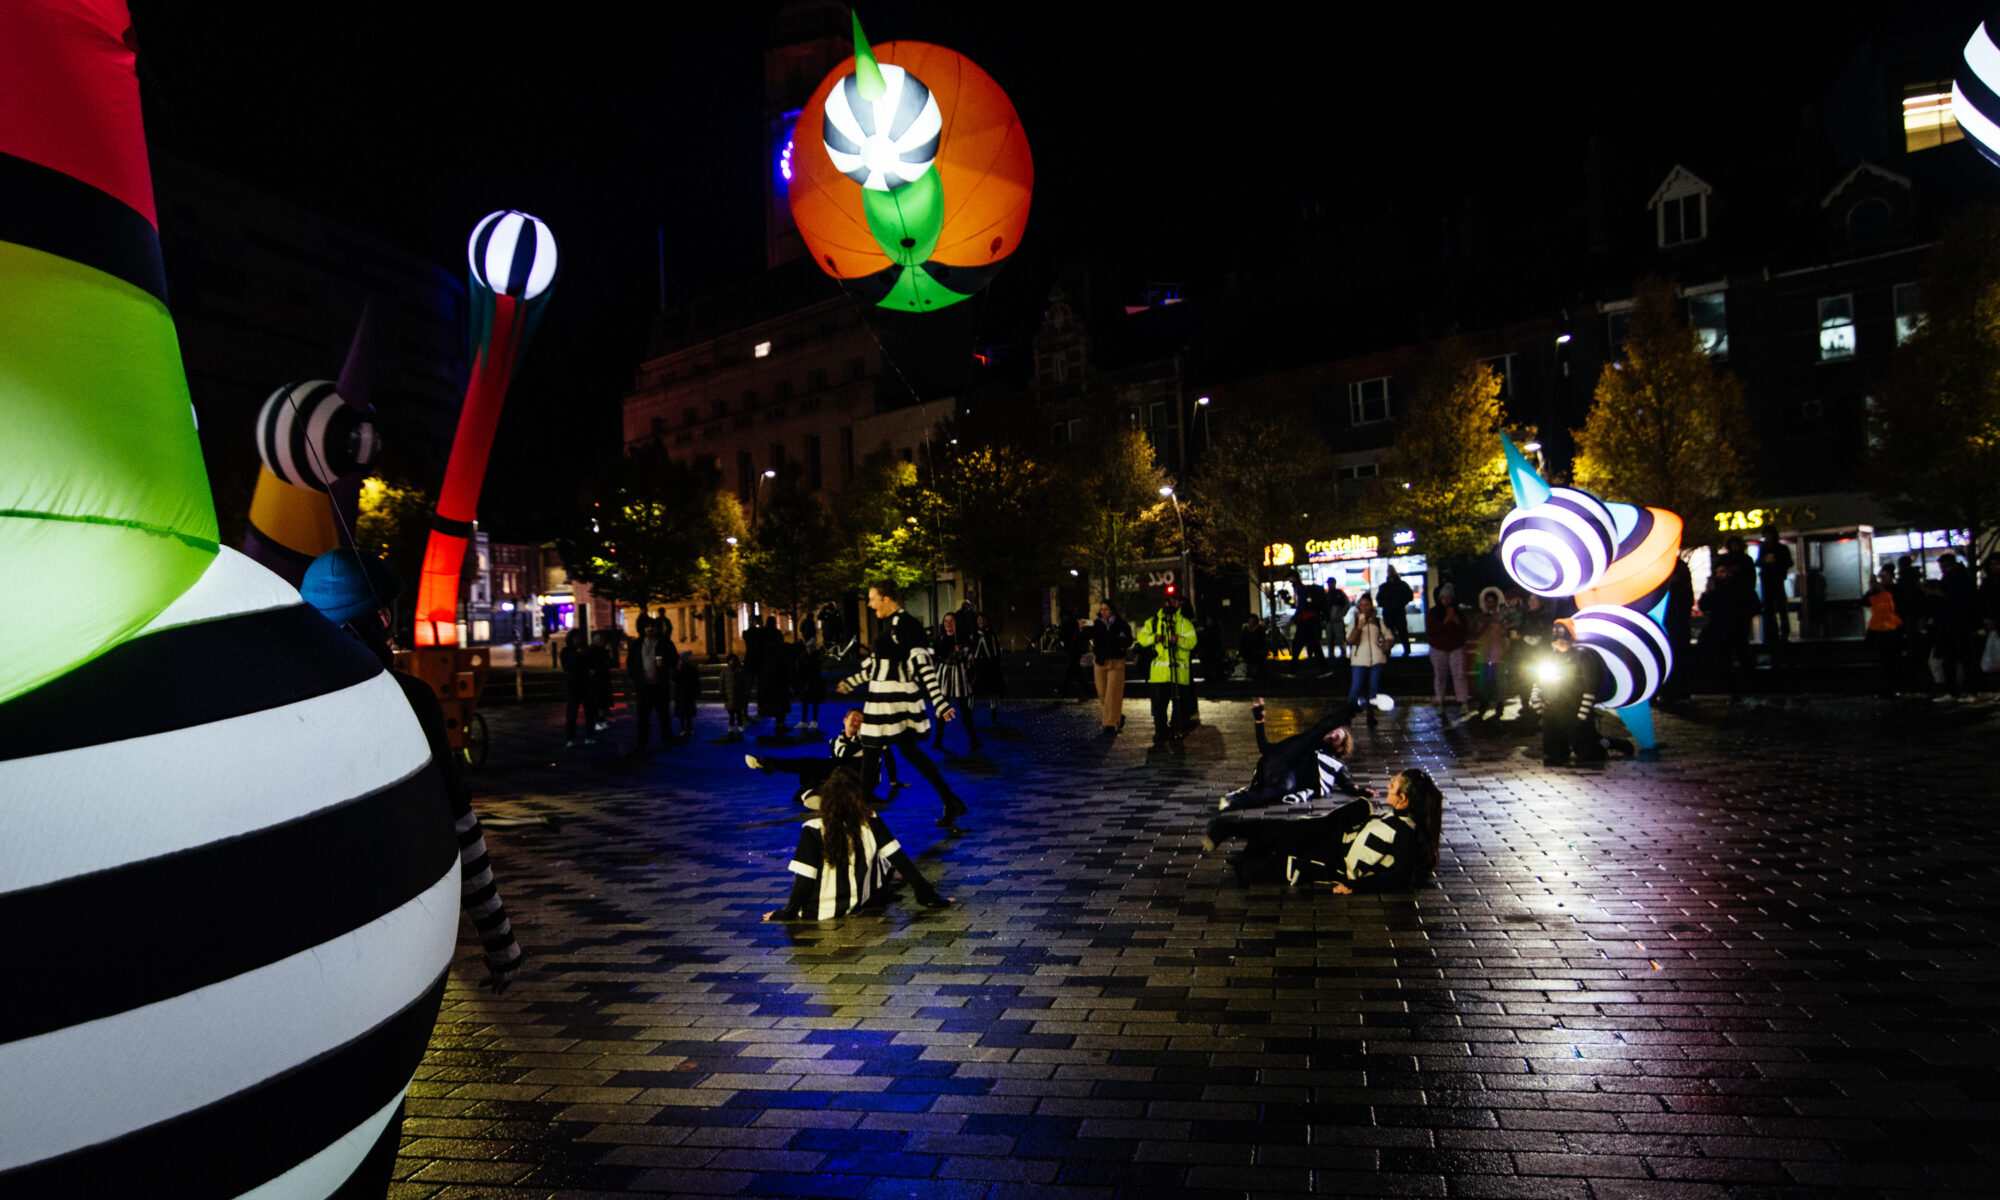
[{"x1": 1303, "y1": 535, "x2": 1380, "y2": 562}]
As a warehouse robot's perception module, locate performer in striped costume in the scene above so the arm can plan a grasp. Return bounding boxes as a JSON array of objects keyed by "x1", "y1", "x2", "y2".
[
  {"x1": 747, "y1": 708, "x2": 898, "y2": 806},
  {"x1": 1213, "y1": 699, "x2": 1377, "y2": 817},
  {"x1": 1200, "y1": 770, "x2": 1445, "y2": 894},
  {"x1": 839, "y1": 580, "x2": 971, "y2": 828},
  {"x1": 765, "y1": 772, "x2": 952, "y2": 920}
]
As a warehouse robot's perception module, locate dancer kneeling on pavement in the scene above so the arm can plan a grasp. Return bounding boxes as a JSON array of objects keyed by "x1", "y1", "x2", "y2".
[
  {"x1": 747, "y1": 708, "x2": 899, "y2": 807},
  {"x1": 765, "y1": 770, "x2": 954, "y2": 920},
  {"x1": 1215, "y1": 698, "x2": 1379, "y2": 817},
  {"x1": 1531, "y1": 622, "x2": 1636, "y2": 766},
  {"x1": 1205, "y1": 768, "x2": 1444, "y2": 895}
]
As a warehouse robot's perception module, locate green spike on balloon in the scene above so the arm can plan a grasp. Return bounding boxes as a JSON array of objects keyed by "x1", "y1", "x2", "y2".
[
  {"x1": 851, "y1": 11, "x2": 886, "y2": 101},
  {"x1": 1500, "y1": 434, "x2": 1552, "y2": 508}
]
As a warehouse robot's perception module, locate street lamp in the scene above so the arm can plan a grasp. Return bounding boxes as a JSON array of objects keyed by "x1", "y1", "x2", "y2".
[
  {"x1": 1159, "y1": 485, "x2": 1196, "y2": 617},
  {"x1": 1194, "y1": 395, "x2": 1212, "y2": 457}
]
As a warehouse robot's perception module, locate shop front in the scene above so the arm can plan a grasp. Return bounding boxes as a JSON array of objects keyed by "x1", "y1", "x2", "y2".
[{"x1": 1263, "y1": 530, "x2": 1428, "y2": 644}]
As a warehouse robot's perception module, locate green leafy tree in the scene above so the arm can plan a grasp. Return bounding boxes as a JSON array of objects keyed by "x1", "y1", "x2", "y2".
[
  {"x1": 691, "y1": 491, "x2": 748, "y2": 645},
  {"x1": 1868, "y1": 208, "x2": 2000, "y2": 563},
  {"x1": 1185, "y1": 410, "x2": 1342, "y2": 615},
  {"x1": 1357, "y1": 345, "x2": 1513, "y2": 571},
  {"x1": 1066, "y1": 427, "x2": 1174, "y2": 614},
  {"x1": 929, "y1": 435, "x2": 1069, "y2": 602},
  {"x1": 556, "y1": 444, "x2": 723, "y2": 609},
  {"x1": 356, "y1": 475, "x2": 431, "y2": 644},
  {"x1": 1573, "y1": 276, "x2": 1755, "y2": 545},
  {"x1": 829, "y1": 451, "x2": 928, "y2": 594},
  {"x1": 742, "y1": 471, "x2": 837, "y2": 625}
]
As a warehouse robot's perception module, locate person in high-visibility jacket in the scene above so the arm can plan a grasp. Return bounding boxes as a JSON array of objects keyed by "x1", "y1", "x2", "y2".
[{"x1": 1134, "y1": 589, "x2": 1198, "y2": 743}]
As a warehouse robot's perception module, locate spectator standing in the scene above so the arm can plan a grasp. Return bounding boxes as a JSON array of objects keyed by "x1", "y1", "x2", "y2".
[
  {"x1": 720, "y1": 652, "x2": 750, "y2": 738},
  {"x1": 1087, "y1": 600, "x2": 1134, "y2": 736},
  {"x1": 629, "y1": 616, "x2": 672, "y2": 751},
  {"x1": 1346, "y1": 592, "x2": 1392, "y2": 722},
  {"x1": 1699, "y1": 562, "x2": 1751, "y2": 698},
  {"x1": 1376, "y1": 567, "x2": 1414, "y2": 658},
  {"x1": 1425, "y1": 583, "x2": 1469, "y2": 723},
  {"x1": 1239, "y1": 614, "x2": 1269, "y2": 682},
  {"x1": 1863, "y1": 566, "x2": 1903, "y2": 697},
  {"x1": 585, "y1": 631, "x2": 614, "y2": 734},
  {"x1": 754, "y1": 616, "x2": 795, "y2": 731},
  {"x1": 1292, "y1": 582, "x2": 1326, "y2": 674},
  {"x1": 1471, "y1": 587, "x2": 1508, "y2": 719},
  {"x1": 1662, "y1": 558, "x2": 1695, "y2": 703},
  {"x1": 672, "y1": 651, "x2": 701, "y2": 739},
  {"x1": 559, "y1": 628, "x2": 597, "y2": 748},
  {"x1": 795, "y1": 633, "x2": 826, "y2": 729},
  {"x1": 1134, "y1": 589, "x2": 1197, "y2": 743},
  {"x1": 1326, "y1": 586, "x2": 1351, "y2": 660},
  {"x1": 970, "y1": 612, "x2": 1008, "y2": 726},
  {"x1": 1755, "y1": 533, "x2": 1794, "y2": 653},
  {"x1": 1933, "y1": 554, "x2": 1978, "y2": 700}
]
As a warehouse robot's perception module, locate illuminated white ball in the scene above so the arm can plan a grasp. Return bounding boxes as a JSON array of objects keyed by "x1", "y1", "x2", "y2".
[
  {"x1": 1500, "y1": 487, "x2": 1618, "y2": 597},
  {"x1": 468, "y1": 210, "x2": 558, "y2": 300},
  {"x1": 1570, "y1": 605, "x2": 1673, "y2": 708},
  {"x1": 254, "y1": 380, "x2": 378, "y2": 490},
  {"x1": 822, "y1": 64, "x2": 942, "y2": 192}
]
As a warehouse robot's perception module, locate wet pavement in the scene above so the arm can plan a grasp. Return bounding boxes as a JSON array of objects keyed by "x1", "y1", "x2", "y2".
[{"x1": 396, "y1": 693, "x2": 2000, "y2": 1199}]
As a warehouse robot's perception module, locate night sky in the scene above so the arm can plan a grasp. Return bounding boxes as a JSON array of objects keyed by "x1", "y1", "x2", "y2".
[{"x1": 124, "y1": 1, "x2": 1983, "y2": 529}]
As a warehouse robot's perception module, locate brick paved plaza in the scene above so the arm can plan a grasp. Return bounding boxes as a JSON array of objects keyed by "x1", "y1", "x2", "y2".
[{"x1": 395, "y1": 695, "x2": 2000, "y2": 1200}]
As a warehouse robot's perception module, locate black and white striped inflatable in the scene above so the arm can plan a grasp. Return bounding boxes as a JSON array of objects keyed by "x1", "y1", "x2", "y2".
[
  {"x1": 0, "y1": 548, "x2": 460, "y2": 1194},
  {"x1": 823, "y1": 63, "x2": 943, "y2": 192},
  {"x1": 1570, "y1": 604, "x2": 1674, "y2": 709},
  {"x1": 1956, "y1": 13, "x2": 2000, "y2": 167},
  {"x1": 468, "y1": 209, "x2": 558, "y2": 300},
  {"x1": 1499, "y1": 486, "x2": 1618, "y2": 597},
  {"x1": 254, "y1": 380, "x2": 379, "y2": 490}
]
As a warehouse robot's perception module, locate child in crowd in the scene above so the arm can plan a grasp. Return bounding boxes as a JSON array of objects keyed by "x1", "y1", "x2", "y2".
[
  {"x1": 672, "y1": 651, "x2": 701, "y2": 740},
  {"x1": 720, "y1": 652, "x2": 750, "y2": 740},
  {"x1": 764, "y1": 770, "x2": 954, "y2": 921}
]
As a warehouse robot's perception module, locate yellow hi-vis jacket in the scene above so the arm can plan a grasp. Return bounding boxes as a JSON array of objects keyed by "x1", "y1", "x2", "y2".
[{"x1": 1134, "y1": 607, "x2": 1197, "y2": 685}]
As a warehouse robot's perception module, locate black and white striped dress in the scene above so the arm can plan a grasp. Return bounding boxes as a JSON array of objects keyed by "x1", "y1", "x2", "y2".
[
  {"x1": 841, "y1": 609, "x2": 951, "y2": 744},
  {"x1": 0, "y1": 549, "x2": 463, "y2": 1194},
  {"x1": 784, "y1": 815, "x2": 901, "y2": 919}
]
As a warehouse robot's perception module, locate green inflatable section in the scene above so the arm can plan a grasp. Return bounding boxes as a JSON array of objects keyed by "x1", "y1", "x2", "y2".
[{"x1": 0, "y1": 238, "x2": 219, "y2": 704}]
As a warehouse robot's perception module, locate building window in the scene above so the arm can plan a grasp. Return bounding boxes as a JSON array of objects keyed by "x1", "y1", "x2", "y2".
[
  {"x1": 1148, "y1": 401, "x2": 1165, "y2": 430},
  {"x1": 1687, "y1": 291, "x2": 1728, "y2": 356},
  {"x1": 683, "y1": 406, "x2": 698, "y2": 426},
  {"x1": 754, "y1": 340, "x2": 771, "y2": 358},
  {"x1": 848, "y1": 357, "x2": 866, "y2": 382},
  {"x1": 1480, "y1": 354, "x2": 1515, "y2": 399},
  {"x1": 840, "y1": 425, "x2": 855, "y2": 482},
  {"x1": 1894, "y1": 283, "x2": 1924, "y2": 344},
  {"x1": 712, "y1": 396, "x2": 728, "y2": 419},
  {"x1": 769, "y1": 442, "x2": 785, "y2": 471},
  {"x1": 1658, "y1": 193, "x2": 1705, "y2": 247},
  {"x1": 1605, "y1": 304, "x2": 1633, "y2": 359},
  {"x1": 737, "y1": 450, "x2": 753, "y2": 499},
  {"x1": 1337, "y1": 463, "x2": 1380, "y2": 482},
  {"x1": 650, "y1": 416, "x2": 666, "y2": 436},
  {"x1": 1348, "y1": 377, "x2": 1391, "y2": 425},
  {"x1": 808, "y1": 368, "x2": 829, "y2": 391},
  {"x1": 806, "y1": 434, "x2": 822, "y2": 489},
  {"x1": 774, "y1": 379, "x2": 792, "y2": 402},
  {"x1": 741, "y1": 388, "x2": 758, "y2": 409},
  {"x1": 1903, "y1": 82, "x2": 1962, "y2": 153},
  {"x1": 1818, "y1": 295, "x2": 1856, "y2": 361}
]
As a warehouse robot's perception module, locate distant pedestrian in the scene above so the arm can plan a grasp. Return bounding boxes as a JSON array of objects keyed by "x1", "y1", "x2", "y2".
[
  {"x1": 932, "y1": 612, "x2": 982, "y2": 753},
  {"x1": 1931, "y1": 553, "x2": 1978, "y2": 700},
  {"x1": 970, "y1": 612, "x2": 1008, "y2": 726},
  {"x1": 763, "y1": 770, "x2": 952, "y2": 921},
  {"x1": 586, "y1": 631, "x2": 614, "y2": 733},
  {"x1": 672, "y1": 651, "x2": 701, "y2": 738},
  {"x1": 1088, "y1": 600, "x2": 1134, "y2": 736},
  {"x1": 1135, "y1": 588, "x2": 1197, "y2": 743},
  {"x1": 1864, "y1": 566, "x2": 1903, "y2": 697},
  {"x1": 1239, "y1": 614, "x2": 1270, "y2": 682},
  {"x1": 837, "y1": 579, "x2": 971, "y2": 829},
  {"x1": 1756, "y1": 533, "x2": 1794, "y2": 651},
  {"x1": 1291, "y1": 580, "x2": 1326, "y2": 673},
  {"x1": 1698, "y1": 563, "x2": 1751, "y2": 697},
  {"x1": 1376, "y1": 567, "x2": 1414, "y2": 658},
  {"x1": 560, "y1": 628, "x2": 597, "y2": 748},
  {"x1": 1345, "y1": 592, "x2": 1391, "y2": 722},
  {"x1": 1325, "y1": 586, "x2": 1351, "y2": 660},
  {"x1": 629, "y1": 616, "x2": 672, "y2": 751},
  {"x1": 755, "y1": 616, "x2": 794, "y2": 731},
  {"x1": 720, "y1": 652, "x2": 750, "y2": 738},
  {"x1": 1426, "y1": 582, "x2": 1469, "y2": 723},
  {"x1": 795, "y1": 634, "x2": 826, "y2": 729},
  {"x1": 1471, "y1": 587, "x2": 1508, "y2": 718},
  {"x1": 1662, "y1": 559, "x2": 1695, "y2": 703}
]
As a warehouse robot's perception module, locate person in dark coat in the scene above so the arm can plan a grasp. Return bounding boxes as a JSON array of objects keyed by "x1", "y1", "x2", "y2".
[
  {"x1": 1376, "y1": 567, "x2": 1414, "y2": 658},
  {"x1": 672, "y1": 651, "x2": 701, "y2": 739},
  {"x1": 628, "y1": 616, "x2": 672, "y2": 751},
  {"x1": 1698, "y1": 563, "x2": 1751, "y2": 697},
  {"x1": 1662, "y1": 558, "x2": 1695, "y2": 703},
  {"x1": 754, "y1": 616, "x2": 794, "y2": 731},
  {"x1": 1755, "y1": 533, "x2": 1794, "y2": 652},
  {"x1": 586, "y1": 632, "x2": 615, "y2": 732},
  {"x1": 1533, "y1": 624, "x2": 1636, "y2": 765},
  {"x1": 560, "y1": 628, "x2": 597, "y2": 748},
  {"x1": 1291, "y1": 580, "x2": 1326, "y2": 673},
  {"x1": 970, "y1": 612, "x2": 1008, "y2": 726},
  {"x1": 1239, "y1": 615, "x2": 1269, "y2": 682},
  {"x1": 795, "y1": 635, "x2": 826, "y2": 729}
]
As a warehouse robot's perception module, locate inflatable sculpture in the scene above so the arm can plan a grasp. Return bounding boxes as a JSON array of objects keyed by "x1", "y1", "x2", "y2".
[
  {"x1": 788, "y1": 12, "x2": 1032, "y2": 311},
  {"x1": 1954, "y1": 13, "x2": 2000, "y2": 165},
  {"x1": 242, "y1": 310, "x2": 382, "y2": 586},
  {"x1": 1496, "y1": 437, "x2": 1682, "y2": 751},
  {"x1": 0, "y1": 4, "x2": 458, "y2": 1193},
  {"x1": 411, "y1": 209, "x2": 556, "y2": 646}
]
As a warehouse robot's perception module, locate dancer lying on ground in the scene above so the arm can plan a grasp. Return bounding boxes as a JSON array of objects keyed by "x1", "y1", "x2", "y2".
[
  {"x1": 1203, "y1": 768, "x2": 1444, "y2": 894},
  {"x1": 764, "y1": 769, "x2": 954, "y2": 921},
  {"x1": 747, "y1": 708, "x2": 899, "y2": 807},
  {"x1": 1217, "y1": 697, "x2": 1387, "y2": 812}
]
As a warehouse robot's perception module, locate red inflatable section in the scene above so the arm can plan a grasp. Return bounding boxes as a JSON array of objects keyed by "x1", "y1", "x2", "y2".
[
  {"x1": 413, "y1": 294, "x2": 525, "y2": 646},
  {"x1": 0, "y1": 0, "x2": 158, "y2": 226}
]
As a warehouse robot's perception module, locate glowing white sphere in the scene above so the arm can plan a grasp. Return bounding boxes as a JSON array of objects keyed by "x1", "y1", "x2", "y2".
[
  {"x1": 1499, "y1": 487, "x2": 1618, "y2": 597},
  {"x1": 468, "y1": 210, "x2": 558, "y2": 300},
  {"x1": 1570, "y1": 605, "x2": 1674, "y2": 708},
  {"x1": 822, "y1": 64, "x2": 943, "y2": 192}
]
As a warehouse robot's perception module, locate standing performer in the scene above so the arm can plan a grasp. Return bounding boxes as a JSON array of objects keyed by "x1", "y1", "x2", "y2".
[
  {"x1": 838, "y1": 580, "x2": 971, "y2": 828},
  {"x1": 1135, "y1": 586, "x2": 1197, "y2": 744}
]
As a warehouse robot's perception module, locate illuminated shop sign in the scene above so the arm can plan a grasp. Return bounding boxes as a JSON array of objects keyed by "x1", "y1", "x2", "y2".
[
  {"x1": 1264, "y1": 543, "x2": 1295, "y2": 566},
  {"x1": 1306, "y1": 535, "x2": 1380, "y2": 562},
  {"x1": 1713, "y1": 506, "x2": 1817, "y2": 533}
]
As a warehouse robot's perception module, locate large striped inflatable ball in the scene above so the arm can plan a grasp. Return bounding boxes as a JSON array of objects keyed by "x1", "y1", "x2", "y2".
[
  {"x1": 1570, "y1": 604, "x2": 1674, "y2": 708},
  {"x1": 823, "y1": 62, "x2": 943, "y2": 191},
  {"x1": 1956, "y1": 13, "x2": 2000, "y2": 167},
  {"x1": 255, "y1": 380, "x2": 379, "y2": 490},
  {"x1": 468, "y1": 209, "x2": 557, "y2": 300},
  {"x1": 1499, "y1": 486, "x2": 1618, "y2": 597}
]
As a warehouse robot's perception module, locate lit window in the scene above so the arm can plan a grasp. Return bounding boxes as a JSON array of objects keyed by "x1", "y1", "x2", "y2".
[
  {"x1": 1903, "y1": 83, "x2": 1962, "y2": 153},
  {"x1": 1818, "y1": 295, "x2": 1855, "y2": 361},
  {"x1": 1893, "y1": 283, "x2": 1925, "y2": 345},
  {"x1": 1688, "y1": 291, "x2": 1728, "y2": 356},
  {"x1": 1348, "y1": 377, "x2": 1391, "y2": 425},
  {"x1": 754, "y1": 341, "x2": 771, "y2": 358}
]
